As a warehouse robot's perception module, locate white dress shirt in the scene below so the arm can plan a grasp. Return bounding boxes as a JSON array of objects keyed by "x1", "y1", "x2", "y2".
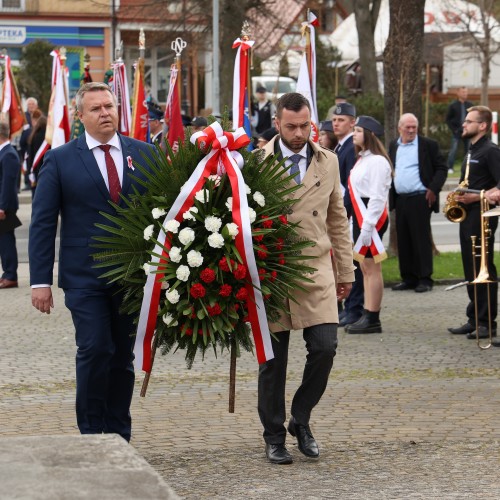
[
  {"x1": 85, "y1": 132, "x2": 124, "y2": 189},
  {"x1": 280, "y1": 139, "x2": 308, "y2": 183}
]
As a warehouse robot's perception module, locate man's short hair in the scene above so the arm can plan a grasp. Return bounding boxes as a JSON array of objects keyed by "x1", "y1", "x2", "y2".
[
  {"x1": 275, "y1": 92, "x2": 310, "y2": 119},
  {"x1": 75, "y1": 82, "x2": 116, "y2": 112},
  {"x1": 0, "y1": 121, "x2": 10, "y2": 139},
  {"x1": 467, "y1": 105, "x2": 492, "y2": 132}
]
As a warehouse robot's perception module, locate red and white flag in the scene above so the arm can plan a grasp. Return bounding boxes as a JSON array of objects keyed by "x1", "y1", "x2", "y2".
[
  {"x1": 32, "y1": 50, "x2": 71, "y2": 172},
  {"x1": 296, "y1": 11, "x2": 319, "y2": 142},
  {"x1": 0, "y1": 54, "x2": 26, "y2": 137},
  {"x1": 232, "y1": 37, "x2": 254, "y2": 135},
  {"x1": 112, "y1": 60, "x2": 132, "y2": 136},
  {"x1": 131, "y1": 58, "x2": 149, "y2": 142},
  {"x1": 164, "y1": 65, "x2": 185, "y2": 152}
]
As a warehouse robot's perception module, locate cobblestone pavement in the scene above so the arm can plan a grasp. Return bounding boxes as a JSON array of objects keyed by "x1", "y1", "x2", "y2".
[
  {"x1": 1, "y1": 262, "x2": 499, "y2": 498},
  {"x1": 1, "y1": 198, "x2": 499, "y2": 498}
]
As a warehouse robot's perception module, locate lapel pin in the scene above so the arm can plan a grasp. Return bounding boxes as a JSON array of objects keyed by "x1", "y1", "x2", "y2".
[{"x1": 126, "y1": 156, "x2": 135, "y2": 171}]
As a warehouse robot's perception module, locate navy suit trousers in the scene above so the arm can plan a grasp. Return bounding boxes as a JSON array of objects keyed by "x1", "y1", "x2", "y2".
[
  {"x1": 0, "y1": 229, "x2": 18, "y2": 281},
  {"x1": 64, "y1": 287, "x2": 135, "y2": 441}
]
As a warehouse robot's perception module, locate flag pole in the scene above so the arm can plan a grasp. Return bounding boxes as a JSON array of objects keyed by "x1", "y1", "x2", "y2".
[{"x1": 131, "y1": 28, "x2": 147, "y2": 140}]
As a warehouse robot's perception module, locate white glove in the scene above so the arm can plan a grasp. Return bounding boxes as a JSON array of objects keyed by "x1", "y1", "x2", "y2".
[{"x1": 360, "y1": 226, "x2": 373, "y2": 247}]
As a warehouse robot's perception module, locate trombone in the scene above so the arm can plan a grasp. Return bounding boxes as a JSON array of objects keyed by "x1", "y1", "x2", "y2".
[{"x1": 466, "y1": 189, "x2": 495, "y2": 349}]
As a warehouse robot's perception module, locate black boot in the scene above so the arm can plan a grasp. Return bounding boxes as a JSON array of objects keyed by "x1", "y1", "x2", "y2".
[{"x1": 345, "y1": 309, "x2": 382, "y2": 334}]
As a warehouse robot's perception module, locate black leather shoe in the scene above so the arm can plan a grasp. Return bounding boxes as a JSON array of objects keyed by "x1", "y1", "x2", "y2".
[
  {"x1": 339, "y1": 313, "x2": 362, "y2": 327},
  {"x1": 345, "y1": 314, "x2": 382, "y2": 334},
  {"x1": 448, "y1": 323, "x2": 475, "y2": 335},
  {"x1": 415, "y1": 284, "x2": 432, "y2": 293},
  {"x1": 265, "y1": 443, "x2": 293, "y2": 464},
  {"x1": 391, "y1": 282, "x2": 415, "y2": 291},
  {"x1": 287, "y1": 417, "x2": 319, "y2": 458},
  {"x1": 466, "y1": 326, "x2": 497, "y2": 339}
]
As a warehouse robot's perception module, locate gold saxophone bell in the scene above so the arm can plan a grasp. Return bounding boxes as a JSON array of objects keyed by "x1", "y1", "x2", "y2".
[{"x1": 443, "y1": 191, "x2": 467, "y2": 223}]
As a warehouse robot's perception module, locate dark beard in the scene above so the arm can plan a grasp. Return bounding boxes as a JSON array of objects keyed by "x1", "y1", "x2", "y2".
[
  {"x1": 279, "y1": 134, "x2": 307, "y2": 153},
  {"x1": 462, "y1": 130, "x2": 475, "y2": 140}
]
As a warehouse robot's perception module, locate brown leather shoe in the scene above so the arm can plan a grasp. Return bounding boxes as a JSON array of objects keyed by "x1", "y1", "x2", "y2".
[{"x1": 0, "y1": 279, "x2": 18, "y2": 289}]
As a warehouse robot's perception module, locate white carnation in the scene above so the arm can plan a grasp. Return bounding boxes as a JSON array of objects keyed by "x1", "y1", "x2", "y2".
[
  {"x1": 248, "y1": 207, "x2": 256, "y2": 223},
  {"x1": 225, "y1": 197, "x2": 233, "y2": 211},
  {"x1": 253, "y1": 191, "x2": 265, "y2": 207},
  {"x1": 208, "y1": 174, "x2": 221, "y2": 186},
  {"x1": 143, "y1": 263, "x2": 151, "y2": 275},
  {"x1": 178, "y1": 227, "x2": 195, "y2": 246},
  {"x1": 183, "y1": 206, "x2": 198, "y2": 221},
  {"x1": 176, "y1": 265, "x2": 190, "y2": 282},
  {"x1": 225, "y1": 223, "x2": 239, "y2": 239},
  {"x1": 245, "y1": 184, "x2": 251, "y2": 194},
  {"x1": 143, "y1": 224, "x2": 154, "y2": 240},
  {"x1": 152, "y1": 207, "x2": 166, "y2": 219},
  {"x1": 195, "y1": 189, "x2": 210, "y2": 203},
  {"x1": 162, "y1": 313, "x2": 178, "y2": 326},
  {"x1": 166, "y1": 289, "x2": 180, "y2": 304},
  {"x1": 164, "y1": 219, "x2": 180, "y2": 234},
  {"x1": 208, "y1": 233, "x2": 225, "y2": 248},
  {"x1": 205, "y1": 215, "x2": 223, "y2": 233},
  {"x1": 160, "y1": 280, "x2": 170, "y2": 290},
  {"x1": 187, "y1": 250, "x2": 204, "y2": 267},
  {"x1": 169, "y1": 246, "x2": 182, "y2": 263}
]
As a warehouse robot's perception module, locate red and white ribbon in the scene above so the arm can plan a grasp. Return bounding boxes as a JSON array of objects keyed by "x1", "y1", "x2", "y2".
[
  {"x1": 348, "y1": 176, "x2": 388, "y2": 263},
  {"x1": 135, "y1": 122, "x2": 274, "y2": 372},
  {"x1": 232, "y1": 38, "x2": 254, "y2": 130}
]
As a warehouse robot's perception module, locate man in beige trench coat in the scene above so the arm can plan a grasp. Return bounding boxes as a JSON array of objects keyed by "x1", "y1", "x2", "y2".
[{"x1": 259, "y1": 93, "x2": 355, "y2": 464}]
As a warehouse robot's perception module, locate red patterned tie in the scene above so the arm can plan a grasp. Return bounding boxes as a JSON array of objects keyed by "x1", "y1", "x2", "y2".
[{"x1": 99, "y1": 144, "x2": 121, "y2": 203}]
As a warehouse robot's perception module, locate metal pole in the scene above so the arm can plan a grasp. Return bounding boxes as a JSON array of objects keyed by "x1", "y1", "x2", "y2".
[{"x1": 212, "y1": 0, "x2": 220, "y2": 116}]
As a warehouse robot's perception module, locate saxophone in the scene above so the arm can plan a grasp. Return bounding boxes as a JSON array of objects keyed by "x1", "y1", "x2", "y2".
[{"x1": 443, "y1": 153, "x2": 470, "y2": 223}]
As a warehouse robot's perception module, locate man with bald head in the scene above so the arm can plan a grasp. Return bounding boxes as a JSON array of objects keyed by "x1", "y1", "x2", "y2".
[{"x1": 389, "y1": 113, "x2": 447, "y2": 293}]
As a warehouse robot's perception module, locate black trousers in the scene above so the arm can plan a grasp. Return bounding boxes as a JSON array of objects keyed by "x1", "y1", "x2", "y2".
[
  {"x1": 395, "y1": 193, "x2": 433, "y2": 286},
  {"x1": 459, "y1": 203, "x2": 498, "y2": 327},
  {"x1": 257, "y1": 324, "x2": 337, "y2": 444}
]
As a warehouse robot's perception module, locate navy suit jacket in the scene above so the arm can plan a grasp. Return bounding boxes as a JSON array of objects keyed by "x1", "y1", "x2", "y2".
[
  {"x1": 335, "y1": 135, "x2": 356, "y2": 216},
  {"x1": 29, "y1": 134, "x2": 155, "y2": 289},
  {"x1": 0, "y1": 143, "x2": 20, "y2": 212}
]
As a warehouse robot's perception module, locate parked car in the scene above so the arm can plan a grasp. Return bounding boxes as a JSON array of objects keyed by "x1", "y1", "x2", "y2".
[{"x1": 251, "y1": 76, "x2": 296, "y2": 100}]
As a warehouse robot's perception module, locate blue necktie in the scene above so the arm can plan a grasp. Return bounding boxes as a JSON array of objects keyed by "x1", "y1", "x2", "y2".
[{"x1": 289, "y1": 154, "x2": 302, "y2": 184}]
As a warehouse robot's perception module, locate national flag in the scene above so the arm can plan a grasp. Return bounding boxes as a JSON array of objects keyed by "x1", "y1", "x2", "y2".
[
  {"x1": 297, "y1": 11, "x2": 319, "y2": 142},
  {"x1": 232, "y1": 37, "x2": 255, "y2": 149},
  {"x1": 112, "y1": 60, "x2": 132, "y2": 136},
  {"x1": 0, "y1": 54, "x2": 26, "y2": 137},
  {"x1": 46, "y1": 50, "x2": 71, "y2": 150},
  {"x1": 131, "y1": 58, "x2": 149, "y2": 142},
  {"x1": 164, "y1": 65, "x2": 184, "y2": 153}
]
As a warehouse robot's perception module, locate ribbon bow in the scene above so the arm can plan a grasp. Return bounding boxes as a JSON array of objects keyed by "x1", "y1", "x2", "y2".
[
  {"x1": 191, "y1": 122, "x2": 250, "y2": 173},
  {"x1": 232, "y1": 38, "x2": 254, "y2": 51}
]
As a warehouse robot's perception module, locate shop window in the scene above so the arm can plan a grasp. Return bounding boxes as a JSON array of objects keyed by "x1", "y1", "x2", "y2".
[{"x1": 0, "y1": 0, "x2": 24, "y2": 11}]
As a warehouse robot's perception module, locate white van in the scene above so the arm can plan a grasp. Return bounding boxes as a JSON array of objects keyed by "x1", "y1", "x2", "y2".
[{"x1": 251, "y1": 76, "x2": 296, "y2": 101}]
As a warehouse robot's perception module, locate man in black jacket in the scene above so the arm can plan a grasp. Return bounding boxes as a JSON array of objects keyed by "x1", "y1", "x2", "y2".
[
  {"x1": 446, "y1": 87, "x2": 472, "y2": 173},
  {"x1": 389, "y1": 113, "x2": 448, "y2": 293},
  {"x1": 448, "y1": 105, "x2": 500, "y2": 340}
]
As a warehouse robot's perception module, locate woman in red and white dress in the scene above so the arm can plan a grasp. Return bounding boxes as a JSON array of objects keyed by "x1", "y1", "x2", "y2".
[{"x1": 346, "y1": 116, "x2": 392, "y2": 334}]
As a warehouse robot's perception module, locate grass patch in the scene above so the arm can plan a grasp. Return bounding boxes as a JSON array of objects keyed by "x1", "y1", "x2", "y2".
[{"x1": 382, "y1": 251, "x2": 500, "y2": 284}]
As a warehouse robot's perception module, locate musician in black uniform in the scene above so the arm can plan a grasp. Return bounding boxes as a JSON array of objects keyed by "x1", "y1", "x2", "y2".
[{"x1": 448, "y1": 106, "x2": 500, "y2": 340}]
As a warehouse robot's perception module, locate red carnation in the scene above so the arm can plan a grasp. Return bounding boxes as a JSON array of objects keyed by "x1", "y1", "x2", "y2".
[
  {"x1": 235, "y1": 287, "x2": 248, "y2": 301},
  {"x1": 233, "y1": 264, "x2": 247, "y2": 280},
  {"x1": 264, "y1": 294, "x2": 271, "y2": 300},
  {"x1": 219, "y1": 257, "x2": 235, "y2": 272},
  {"x1": 219, "y1": 284, "x2": 232, "y2": 297},
  {"x1": 278, "y1": 253, "x2": 286, "y2": 265},
  {"x1": 257, "y1": 244, "x2": 268, "y2": 260},
  {"x1": 261, "y1": 215, "x2": 273, "y2": 228},
  {"x1": 259, "y1": 268, "x2": 267, "y2": 281},
  {"x1": 279, "y1": 215, "x2": 288, "y2": 225},
  {"x1": 200, "y1": 268, "x2": 216, "y2": 283},
  {"x1": 207, "y1": 303, "x2": 222, "y2": 316},
  {"x1": 190, "y1": 283, "x2": 206, "y2": 298},
  {"x1": 183, "y1": 325, "x2": 193, "y2": 336},
  {"x1": 253, "y1": 233, "x2": 264, "y2": 243},
  {"x1": 276, "y1": 238, "x2": 284, "y2": 251},
  {"x1": 270, "y1": 270, "x2": 277, "y2": 282}
]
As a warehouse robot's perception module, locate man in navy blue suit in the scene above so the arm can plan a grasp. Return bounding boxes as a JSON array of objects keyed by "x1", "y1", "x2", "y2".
[
  {"x1": 29, "y1": 82, "x2": 155, "y2": 441},
  {"x1": 0, "y1": 121, "x2": 21, "y2": 288},
  {"x1": 332, "y1": 103, "x2": 365, "y2": 327}
]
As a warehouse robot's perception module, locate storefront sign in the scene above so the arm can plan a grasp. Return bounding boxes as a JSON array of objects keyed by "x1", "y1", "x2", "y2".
[{"x1": 0, "y1": 27, "x2": 26, "y2": 44}]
